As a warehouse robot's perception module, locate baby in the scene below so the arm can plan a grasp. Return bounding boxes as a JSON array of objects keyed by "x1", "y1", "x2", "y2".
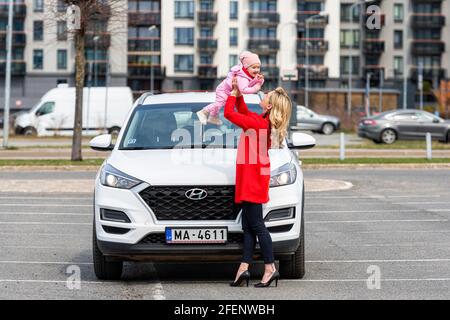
[{"x1": 196, "y1": 51, "x2": 264, "y2": 125}]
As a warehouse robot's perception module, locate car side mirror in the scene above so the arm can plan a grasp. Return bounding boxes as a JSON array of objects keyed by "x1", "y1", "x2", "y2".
[
  {"x1": 433, "y1": 119, "x2": 440, "y2": 123},
  {"x1": 90, "y1": 134, "x2": 114, "y2": 151},
  {"x1": 287, "y1": 132, "x2": 316, "y2": 150},
  {"x1": 310, "y1": 114, "x2": 314, "y2": 118}
]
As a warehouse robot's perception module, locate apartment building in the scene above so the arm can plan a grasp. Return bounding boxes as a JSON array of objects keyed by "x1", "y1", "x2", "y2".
[{"x1": 1, "y1": 0, "x2": 450, "y2": 110}]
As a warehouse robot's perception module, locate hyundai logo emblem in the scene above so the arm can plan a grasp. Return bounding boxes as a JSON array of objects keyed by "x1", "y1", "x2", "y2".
[{"x1": 185, "y1": 188, "x2": 208, "y2": 200}]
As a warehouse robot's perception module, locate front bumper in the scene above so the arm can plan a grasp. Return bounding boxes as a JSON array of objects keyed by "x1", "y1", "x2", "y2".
[
  {"x1": 94, "y1": 175, "x2": 304, "y2": 262},
  {"x1": 97, "y1": 237, "x2": 300, "y2": 262}
]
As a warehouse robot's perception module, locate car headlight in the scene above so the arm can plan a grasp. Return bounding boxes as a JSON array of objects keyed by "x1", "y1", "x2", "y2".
[
  {"x1": 270, "y1": 162, "x2": 297, "y2": 187},
  {"x1": 100, "y1": 164, "x2": 142, "y2": 189}
]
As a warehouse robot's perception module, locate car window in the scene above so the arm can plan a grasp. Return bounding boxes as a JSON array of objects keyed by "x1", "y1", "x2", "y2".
[
  {"x1": 119, "y1": 103, "x2": 262, "y2": 150},
  {"x1": 393, "y1": 113, "x2": 418, "y2": 121},
  {"x1": 416, "y1": 112, "x2": 437, "y2": 122},
  {"x1": 35, "y1": 102, "x2": 55, "y2": 117}
]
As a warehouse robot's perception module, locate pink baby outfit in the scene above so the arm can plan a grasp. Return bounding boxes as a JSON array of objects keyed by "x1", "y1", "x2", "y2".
[{"x1": 202, "y1": 64, "x2": 264, "y2": 117}]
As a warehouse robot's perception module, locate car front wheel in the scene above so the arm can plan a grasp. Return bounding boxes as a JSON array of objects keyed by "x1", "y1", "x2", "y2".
[
  {"x1": 321, "y1": 123, "x2": 335, "y2": 135},
  {"x1": 93, "y1": 224, "x2": 123, "y2": 280}
]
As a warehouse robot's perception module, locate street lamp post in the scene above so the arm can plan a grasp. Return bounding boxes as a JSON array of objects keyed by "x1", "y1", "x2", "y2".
[
  {"x1": 348, "y1": 0, "x2": 375, "y2": 117},
  {"x1": 148, "y1": 25, "x2": 158, "y2": 94},
  {"x1": 2, "y1": 0, "x2": 14, "y2": 148},
  {"x1": 305, "y1": 12, "x2": 327, "y2": 109}
]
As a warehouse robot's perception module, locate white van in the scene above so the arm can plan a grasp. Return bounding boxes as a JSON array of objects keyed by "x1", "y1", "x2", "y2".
[{"x1": 14, "y1": 85, "x2": 134, "y2": 136}]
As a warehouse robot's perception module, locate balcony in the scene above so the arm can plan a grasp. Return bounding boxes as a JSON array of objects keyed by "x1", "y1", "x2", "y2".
[
  {"x1": 363, "y1": 66, "x2": 385, "y2": 81},
  {"x1": 127, "y1": 64, "x2": 165, "y2": 79},
  {"x1": 248, "y1": 12, "x2": 280, "y2": 26},
  {"x1": 0, "y1": 32, "x2": 26, "y2": 48},
  {"x1": 197, "y1": 38, "x2": 218, "y2": 52},
  {"x1": 410, "y1": 67, "x2": 445, "y2": 80},
  {"x1": 411, "y1": 40, "x2": 445, "y2": 55},
  {"x1": 0, "y1": 61, "x2": 26, "y2": 75},
  {"x1": 128, "y1": 12, "x2": 161, "y2": 26},
  {"x1": 297, "y1": 11, "x2": 328, "y2": 28},
  {"x1": 198, "y1": 65, "x2": 217, "y2": 79},
  {"x1": 363, "y1": 40, "x2": 385, "y2": 54},
  {"x1": 298, "y1": 65, "x2": 328, "y2": 80},
  {"x1": 197, "y1": 11, "x2": 218, "y2": 25},
  {"x1": 248, "y1": 39, "x2": 280, "y2": 54},
  {"x1": 411, "y1": 14, "x2": 445, "y2": 28},
  {"x1": 128, "y1": 38, "x2": 161, "y2": 52},
  {"x1": 297, "y1": 39, "x2": 328, "y2": 54},
  {"x1": 85, "y1": 33, "x2": 111, "y2": 48},
  {"x1": 0, "y1": 3, "x2": 26, "y2": 18}
]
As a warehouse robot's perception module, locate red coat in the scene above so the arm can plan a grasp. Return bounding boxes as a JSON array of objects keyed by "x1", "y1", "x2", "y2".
[{"x1": 224, "y1": 95, "x2": 271, "y2": 204}]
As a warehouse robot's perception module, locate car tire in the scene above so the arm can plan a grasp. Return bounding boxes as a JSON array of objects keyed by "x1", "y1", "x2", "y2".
[
  {"x1": 321, "y1": 122, "x2": 335, "y2": 135},
  {"x1": 279, "y1": 184, "x2": 305, "y2": 279},
  {"x1": 93, "y1": 223, "x2": 123, "y2": 280},
  {"x1": 380, "y1": 129, "x2": 397, "y2": 144},
  {"x1": 23, "y1": 126, "x2": 37, "y2": 136}
]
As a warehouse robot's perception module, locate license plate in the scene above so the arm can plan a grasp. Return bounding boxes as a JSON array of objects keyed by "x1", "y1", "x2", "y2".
[{"x1": 165, "y1": 227, "x2": 227, "y2": 244}]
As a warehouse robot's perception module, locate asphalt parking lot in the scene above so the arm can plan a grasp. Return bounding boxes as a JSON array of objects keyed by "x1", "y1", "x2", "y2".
[{"x1": 0, "y1": 168, "x2": 450, "y2": 300}]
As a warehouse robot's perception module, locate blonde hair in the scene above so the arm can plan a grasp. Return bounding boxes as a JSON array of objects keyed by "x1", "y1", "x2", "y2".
[{"x1": 268, "y1": 87, "x2": 292, "y2": 149}]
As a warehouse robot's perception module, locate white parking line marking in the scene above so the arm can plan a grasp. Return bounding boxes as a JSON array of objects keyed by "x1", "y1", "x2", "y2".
[
  {"x1": 0, "y1": 197, "x2": 92, "y2": 201},
  {"x1": 311, "y1": 230, "x2": 450, "y2": 234},
  {"x1": 0, "y1": 212, "x2": 90, "y2": 216},
  {"x1": 151, "y1": 283, "x2": 166, "y2": 300},
  {"x1": 286, "y1": 278, "x2": 450, "y2": 283},
  {"x1": 0, "y1": 261, "x2": 93, "y2": 265},
  {"x1": 308, "y1": 209, "x2": 428, "y2": 213},
  {"x1": 0, "y1": 232, "x2": 91, "y2": 236},
  {"x1": 0, "y1": 222, "x2": 91, "y2": 225},
  {"x1": 306, "y1": 258, "x2": 450, "y2": 263},
  {"x1": 307, "y1": 219, "x2": 448, "y2": 224},
  {"x1": 0, "y1": 204, "x2": 91, "y2": 207},
  {"x1": 0, "y1": 279, "x2": 103, "y2": 284},
  {"x1": 305, "y1": 195, "x2": 442, "y2": 199},
  {"x1": 392, "y1": 202, "x2": 450, "y2": 205}
]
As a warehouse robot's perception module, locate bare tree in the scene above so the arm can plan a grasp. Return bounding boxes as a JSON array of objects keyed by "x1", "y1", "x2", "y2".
[{"x1": 46, "y1": 0, "x2": 127, "y2": 161}]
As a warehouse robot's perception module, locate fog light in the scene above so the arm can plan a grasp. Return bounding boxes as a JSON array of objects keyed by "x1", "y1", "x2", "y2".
[
  {"x1": 264, "y1": 207, "x2": 295, "y2": 222},
  {"x1": 100, "y1": 208, "x2": 131, "y2": 223}
]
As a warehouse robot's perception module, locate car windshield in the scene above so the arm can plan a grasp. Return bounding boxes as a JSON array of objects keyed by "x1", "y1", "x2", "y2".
[{"x1": 119, "y1": 103, "x2": 262, "y2": 150}]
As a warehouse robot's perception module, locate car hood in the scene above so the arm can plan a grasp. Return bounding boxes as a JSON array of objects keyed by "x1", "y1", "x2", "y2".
[{"x1": 107, "y1": 148, "x2": 294, "y2": 185}]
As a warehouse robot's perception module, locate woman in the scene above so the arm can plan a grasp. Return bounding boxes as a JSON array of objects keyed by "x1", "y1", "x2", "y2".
[{"x1": 224, "y1": 77, "x2": 292, "y2": 288}]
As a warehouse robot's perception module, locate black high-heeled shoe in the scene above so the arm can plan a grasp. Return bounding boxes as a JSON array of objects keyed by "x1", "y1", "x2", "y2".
[
  {"x1": 254, "y1": 270, "x2": 280, "y2": 288},
  {"x1": 230, "y1": 270, "x2": 250, "y2": 287}
]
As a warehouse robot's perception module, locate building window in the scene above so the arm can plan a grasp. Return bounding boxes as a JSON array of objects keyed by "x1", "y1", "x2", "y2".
[
  {"x1": 175, "y1": 0, "x2": 195, "y2": 19},
  {"x1": 249, "y1": 27, "x2": 277, "y2": 39},
  {"x1": 128, "y1": 0, "x2": 160, "y2": 12},
  {"x1": 340, "y1": 56, "x2": 359, "y2": 75},
  {"x1": 229, "y1": 54, "x2": 238, "y2": 68},
  {"x1": 57, "y1": 0, "x2": 67, "y2": 12},
  {"x1": 200, "y1": 0, "x2": 213, "y2": 11},
  {"x1": 393, "y1": 56, "x2": 403, "y2": 76},
  {"x1": 393, "y1": 3, "x2": 404, "y2": 22},
  {"x1": 200, "y1": 54, "x2": 213, "y2": 65},
  {"x1": 340, "y1": 30, "x2": 360, "y2": 48},
  {"x1": 200, "y1": 27, "x2": 213, "y2": 38},
  {"x1": 175, "y1": 28, "x2": 194, "y2": 45},
  {"x1": 230, "y1": 28, "x2": 238, "y2": 46},
  {"x1": 230, "y1": 1, "x2": 238, "y2": 19},
  {"x1": 249, "y1": 0, "x2": 277, "y2": 12},
  {"x1": 33, "y1": 49, "x2": 43, "y2": 70},
  {"x1": 57, "y1": 49, "x2": 67, "y2": 70},
  {"x1": 33, "y1": 0, "x2": 44, "y2": 12},
  {"x1": 33, "y1": 21, "x2": 43, "y2": 41},
  {"x1": 341, "y1": 4, "x2": 360, "y2": 22},
  {"x1": 57, "y1": 21, "x2": 67, "y2": 41},
  {"x1": 394, "y1": 30, "x2": 403, "y2": 49},
  {"x1": 175, "y1": 55, "x2": 194, "y2": 72}
]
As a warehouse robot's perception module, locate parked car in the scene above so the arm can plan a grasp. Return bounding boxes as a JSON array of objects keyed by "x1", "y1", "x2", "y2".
[
  {"x1": 295, "y1": 105, "x2": 340, "y2": 135},
  {"x1": 358, "y1": 109, "x2": 450, "y2": 144},
  {"x1": 90, "y1": 92, "x2": 316, "y2": 280},
  {"x1": 14, "y1": 84, "x2": 133, "y2": 136}
]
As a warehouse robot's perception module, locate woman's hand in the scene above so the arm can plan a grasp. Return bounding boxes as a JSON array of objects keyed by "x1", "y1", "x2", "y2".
[{"x1": 230, "y1": 76, "x2": 242, "y2": 97}]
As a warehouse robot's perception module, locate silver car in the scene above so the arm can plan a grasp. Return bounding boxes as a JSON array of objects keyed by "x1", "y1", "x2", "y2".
[
  {"x1": 295, "y1": 105, "x2": 340, "y2": 135},
  {"x1": 358, "y1": 110, "x2": 450, "y2": 144}
]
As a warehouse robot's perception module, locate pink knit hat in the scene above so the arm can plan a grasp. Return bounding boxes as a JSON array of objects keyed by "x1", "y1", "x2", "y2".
[{"x1": 239, "y1": 51, "x2": 261, "y2": 68}]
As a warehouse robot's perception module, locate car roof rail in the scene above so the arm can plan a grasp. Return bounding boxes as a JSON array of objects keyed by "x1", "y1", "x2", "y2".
[{"x1": 137, "y1": 92, "x2": 154, "y2": 105}]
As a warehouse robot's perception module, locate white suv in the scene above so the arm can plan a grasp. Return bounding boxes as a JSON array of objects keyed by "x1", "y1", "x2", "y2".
[{"x1": 91, "y1": 92, "x2": 316, "y2": 280}]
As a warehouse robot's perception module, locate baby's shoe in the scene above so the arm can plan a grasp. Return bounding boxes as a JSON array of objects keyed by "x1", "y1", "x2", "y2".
[
  {"x1": 196, "y1": 109, "x2": 208, "y2": 125},
  {"x1": 207, "y1": 116, "x2": 223, "y2": 126}
]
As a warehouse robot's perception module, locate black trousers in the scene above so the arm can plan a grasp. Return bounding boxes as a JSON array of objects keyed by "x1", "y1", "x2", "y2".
[{"x1": 240, "y1": 201, "x2": 275, "y2": 264}]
